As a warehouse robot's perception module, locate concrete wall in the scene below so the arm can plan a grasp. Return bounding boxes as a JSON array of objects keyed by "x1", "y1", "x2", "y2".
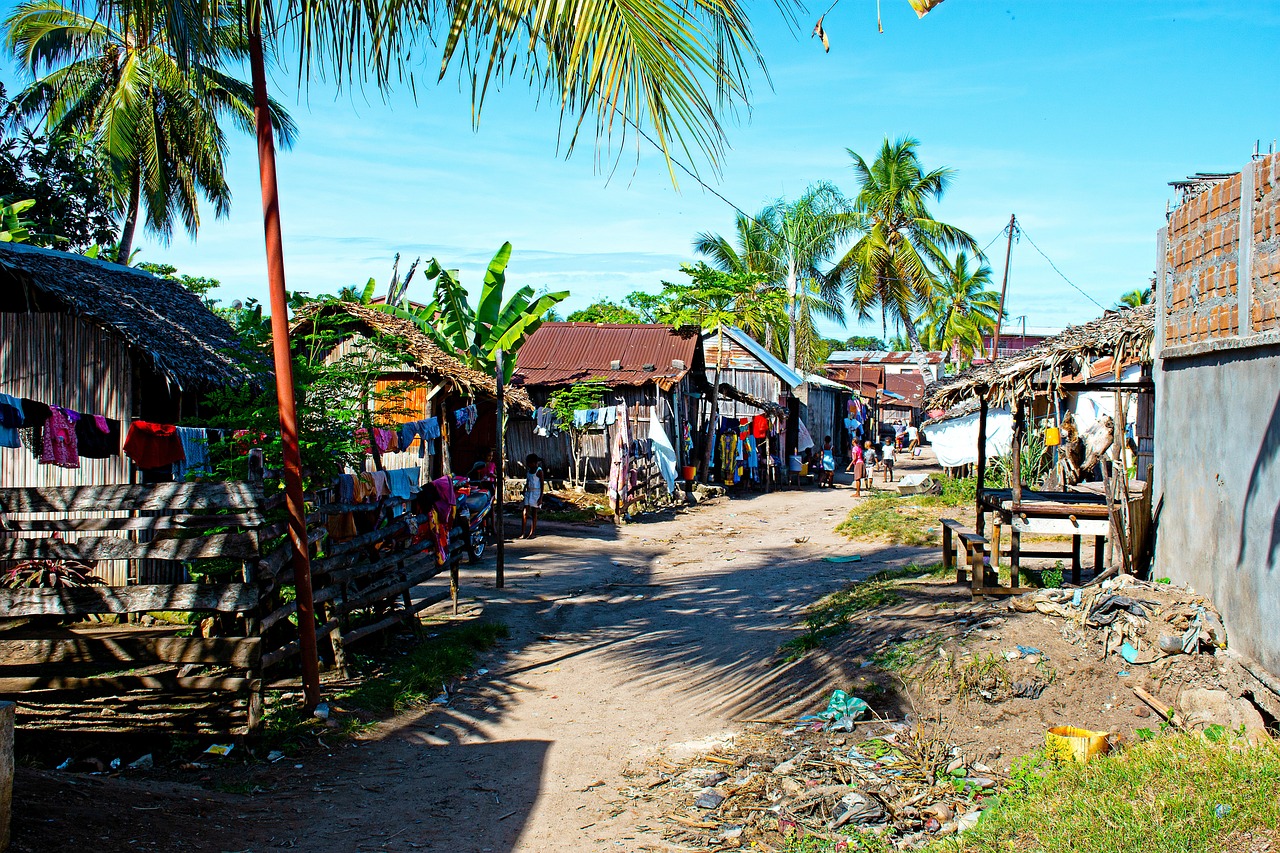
[{"x1": 1155, "y1": 150, "x2": 1280, "y2": 675}]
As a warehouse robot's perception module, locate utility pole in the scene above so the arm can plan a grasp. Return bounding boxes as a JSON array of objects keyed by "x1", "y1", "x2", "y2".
[{"x1": 990, "y1": 214, "x2": 1017, "y2": 361}]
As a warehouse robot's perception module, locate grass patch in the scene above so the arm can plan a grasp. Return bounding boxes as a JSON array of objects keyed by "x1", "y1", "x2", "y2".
[
  {"x1": 934, "y1": 734, "x2": 1280, "y2": 853},
  {"x1": 871, "y1": 635, "x2": 937, "y2": 671},
  {"x1": 262, "y1": 620, "x2": 508, "y2": 749},
  {"x1": 781, "y1": 562, "x2": 948, "y2": 660},
  {"x1": 836, "y1": 477, "x2": 985, "y2": 547}
]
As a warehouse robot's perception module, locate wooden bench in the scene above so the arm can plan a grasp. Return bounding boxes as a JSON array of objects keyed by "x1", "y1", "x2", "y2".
[{"x1": 940, "y1": 518, "x2": 980, "y2": 584}]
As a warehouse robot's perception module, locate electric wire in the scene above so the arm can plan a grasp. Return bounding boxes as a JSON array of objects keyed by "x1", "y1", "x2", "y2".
[{"x1": 1018, "y1": 226, "x2": 1107, "y2": 311}]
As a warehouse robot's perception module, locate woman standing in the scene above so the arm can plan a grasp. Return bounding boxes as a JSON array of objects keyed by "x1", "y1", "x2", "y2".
[{"x1": 847, "y1": 441, "x2": 865, "y2": 497}]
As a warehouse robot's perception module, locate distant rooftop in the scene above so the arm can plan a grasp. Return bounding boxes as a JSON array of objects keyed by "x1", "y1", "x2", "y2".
[{"x1": 827, "y1": 350, "x2": 946, "y2": 365}]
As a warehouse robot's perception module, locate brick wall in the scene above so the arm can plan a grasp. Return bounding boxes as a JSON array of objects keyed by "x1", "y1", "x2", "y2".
[{"x1": 1163, "y1": 151, "x2": 1280, "y2": 348}]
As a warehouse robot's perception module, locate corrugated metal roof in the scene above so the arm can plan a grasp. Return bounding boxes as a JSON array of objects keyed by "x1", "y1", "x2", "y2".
[
  {"x1": 823, "y1": 365, "x2": 886, "y2": 388},
  {"x1": 704, "y1": 325, "x2": 804, "y2": 390},
  {"x1": 512, "y1": 322, "x2": 701, "y2": 388},
  {"x1": 827, "y1": 350, "x2": 946, "y2": 365},
  {"x1": 884, "y1": 371, "x2": 926, "y2": 407}
]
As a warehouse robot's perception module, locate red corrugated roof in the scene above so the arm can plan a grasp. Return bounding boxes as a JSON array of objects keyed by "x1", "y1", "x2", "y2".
[
  {"x1": 513, "y1": 322, "x2": 702, "y2": 389},
  {"x1": 884, "y1": 371, "x2": 925, "y2": 406}
]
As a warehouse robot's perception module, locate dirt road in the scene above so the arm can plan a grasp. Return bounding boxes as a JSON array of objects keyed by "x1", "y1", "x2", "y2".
[{"x1": 13, "y1": 484, "x2": 934, "y2": 853}]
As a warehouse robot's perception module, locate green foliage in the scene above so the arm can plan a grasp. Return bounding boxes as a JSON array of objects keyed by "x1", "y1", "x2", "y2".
[
  {"x1": 1042, "y1": 562, "x2": 1064, "y2": 589},
  {"x1": 1118, "y1": 287, "x2": 1153, "y2": 309},
  {"x1": 547, "y1": 380, "x2": 608, "y2": 485},
  {"x1": 936, "y1": 734, "x2": 1280, "y2": 853},
  {"x1": 990, "y1": 420, "x2": 1052, "y2": 488},
  {"x1": 566, "y1": 300, "x2": 642, "y2": 324},
  {"x1": 781, "y1": 562, "x2": 948, "y2": 659},
  {"x1": 137, "y1": 261, "x2": 221, "y2": 301},
  {"x1": 372, "y1": 243, "x2": 566, "y2": 383},
  {"x1": 843, "y1": 334, "x2": 888, "y2": 350},
  {"x1": 919, "y1": 251, "x2": 1000, "y2": 364},
  {"x1": 0, "y1": 196, "x2": 34, "y2": 242},
  {"x1": 657, "y1": 261, "x2": 781, "y2": 335}
]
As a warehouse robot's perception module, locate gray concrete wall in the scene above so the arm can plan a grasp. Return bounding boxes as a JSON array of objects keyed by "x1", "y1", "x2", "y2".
[{"x1": 1155, "y1": 342, "x2": 1280, "y2": 674}]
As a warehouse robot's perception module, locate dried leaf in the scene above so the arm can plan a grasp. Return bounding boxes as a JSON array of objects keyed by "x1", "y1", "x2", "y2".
[
  {"x1": 909, "y1": 0, "x2": 947, "y2": 18},
  {"x1": 812, "y1": 15, "x2": 830, "y2": 52}
]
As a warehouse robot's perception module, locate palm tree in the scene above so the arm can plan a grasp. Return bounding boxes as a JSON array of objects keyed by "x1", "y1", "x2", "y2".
[
  {"x1": 920, "y1": 251, "x2": 1000, "y2": 364},
  {"x1": 834, "y1": 136, "x2": 978, "y2": 352},
  {"x1": 4, "y1": 0, "x2": 297, "y2": 261},
  {"x1": 1118, "y1": 287, "x2": 1153, "y2": 309},
  {"x1": 695, "y1": 183, "x2": 849, "y2": 371}
]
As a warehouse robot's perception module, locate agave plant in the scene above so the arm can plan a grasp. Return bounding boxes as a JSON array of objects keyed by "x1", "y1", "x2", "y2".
[
  {"x1": 374, "y1": 243, "x2": 567, "y2": 382},
  {"x1": 2, "y1": 558, "x2": 103, "y2": 588}
]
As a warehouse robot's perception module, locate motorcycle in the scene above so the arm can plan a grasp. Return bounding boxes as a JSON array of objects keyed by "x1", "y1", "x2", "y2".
[{"x1": 451, "y1": 475, "x2": 493, "y2": 562}]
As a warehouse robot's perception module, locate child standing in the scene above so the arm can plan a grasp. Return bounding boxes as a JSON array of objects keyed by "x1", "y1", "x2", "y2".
[
  {"x1": 847, "y1": 441, "x2": 865, "y2": 497},
  {"x1": 820, "y1": 436, "x2": 836, "y2": 488},
  {"x1": 522, "y1": 453, "x2": 543, "y2": 539},
  {"x1": 881, "y1": 440, "x2": 896, "y2": 484},
  {"x1": 862, "y1": 441, "x2": 877, "y2": 491}
]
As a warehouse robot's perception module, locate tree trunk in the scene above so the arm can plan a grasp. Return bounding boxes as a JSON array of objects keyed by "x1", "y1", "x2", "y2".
[
  {"x1": 786, "y1": 264, "x2": 798, "y2": 371},
  {"x1": 702, "y1": 326, "x2": 724, "y2": 484},
  {"x1": 900, "y1": 305, "x2": 924, "y2": 353},
  {"x1": 116, "y1": 170, "x2": 141, "y2": 264}
]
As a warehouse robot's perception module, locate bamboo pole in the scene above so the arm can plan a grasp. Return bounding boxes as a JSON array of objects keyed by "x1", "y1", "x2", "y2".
[
  {"x1": 247, "y1": 13, "x2": 319, "y2": 711},
  {"x1": 495, "y1": 349, "x2": 505, "y2": 590}
]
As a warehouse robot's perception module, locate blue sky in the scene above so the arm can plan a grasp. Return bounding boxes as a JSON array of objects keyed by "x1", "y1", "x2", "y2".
[{"x1": 8, "y1": 0, "x2": 1278, "y2": 340}]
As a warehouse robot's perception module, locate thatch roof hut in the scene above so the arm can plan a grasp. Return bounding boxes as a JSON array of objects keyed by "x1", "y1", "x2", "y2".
[
  {"x1": 291, "y1": 301, "x2": 532, "y2": 411},
  {"x1": 926, "y1": 304, "x2": 1155, "y2": 410},
  {"x1": 0, "y1": 242, "x2": 259, "y2": 391}
]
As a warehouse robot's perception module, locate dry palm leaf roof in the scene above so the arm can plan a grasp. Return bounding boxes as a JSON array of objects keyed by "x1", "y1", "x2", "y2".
[
  {"x1": 925, "y1": 304, "x2": 1155, "y2": 410},
  {"x1": 291, "y1": 301, "x2": 533, "y2": 411},
  {"x1": 0, "y1": 242, "x2": 260, "y2": 389}
]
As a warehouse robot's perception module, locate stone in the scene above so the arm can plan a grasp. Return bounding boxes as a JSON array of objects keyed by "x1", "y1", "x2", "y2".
[
  {"x1": 1177, "y1": 688, "x2": 1267, "y2": 736},
  {"x1": 694, "y1": 789, "x2": 725, "y2": 810},
  {"x1": 1133, "y1": 704, "x2": 1152, "y2": 718}
]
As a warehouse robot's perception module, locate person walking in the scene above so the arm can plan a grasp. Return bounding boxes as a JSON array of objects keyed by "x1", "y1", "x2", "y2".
[{"x1": 847, "y1": 441, "x2": 865, "y2": 497}]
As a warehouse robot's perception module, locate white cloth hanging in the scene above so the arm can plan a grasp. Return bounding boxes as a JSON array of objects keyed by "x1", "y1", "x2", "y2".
[{"x1": 649, "y1": 408, "x2": 679, "y2": 494}]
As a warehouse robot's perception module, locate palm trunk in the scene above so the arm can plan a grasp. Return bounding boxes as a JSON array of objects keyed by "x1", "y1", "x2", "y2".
[
  {"x1": 702, "y1": 325, "x2": 724, "y2": 484},
  {"x1": 786, "y1": 264, "x2": 798, "y2": 371},
  {"x1": 901, "y1": 305, "x2": 924, "y2": 353},
  {"x1": 116, "y1": 170, "x2": 141, "y2": 264}
]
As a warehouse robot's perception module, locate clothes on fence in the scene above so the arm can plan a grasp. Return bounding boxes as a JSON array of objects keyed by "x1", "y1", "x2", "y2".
[
  {"x1": 387, "y1": 467, "x2": 420, "y2": 499},
  {"x1": 337, "y1": 473, "x2": 356, "y2": 504},
  {"x1": 373, "y1": 428, "x2": 395, "y2": 454},
  {"x1": 429, "y1": 476, "x2": 456, "y2": 565},
  {"x1": 0, "y1": 394, "x2": 22, "y2": 448},
  {"x1": 399, "y1": 418, "x2": 440, "y2": 457},
  {"x1": 534, "y1": 407, "x2": 556, "y2": 437},
  {"x1": 746, "y1": 435, "x2": 759, "y2": 471},
  {"x1": 607, "y1": 404, "x2": 631, "y2": 511},
  {"x1": 327, "y1": 511, "x2": 357, "y2": 541},
  {"x1": 371, "y1": 470, "x2": 390, "y2": 499},
  {"x1": 649, "y1": 408, "x2": 679, "y2": 494},
  {"x1": 18, "y1": 399, "x2": 50, "y2": 458},
  {"x1": 353, "y1": 472, "x2": 376, "y2": 503},
  {"x1": 124, "y1": 421, "x2": 185, "y2": 470},
  {"x1": 75, "y1": 415, "x2": 119, "y2": 458},
  {"x1": 173, "y1": 426, "x2": 210, "y2": 479},
  {"x1": 40, "y1": 407, "x2": 79, "y2": 468}
]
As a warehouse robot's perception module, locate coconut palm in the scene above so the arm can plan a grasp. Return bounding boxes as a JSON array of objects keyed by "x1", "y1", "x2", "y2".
[
  {"x1": 1118, "y1": 287, "x2": 1153, "y2": 309},
  {"x1": 4, "y1": 0, "x2": 297, "y2": 261},
  {"x1": 919, "y1": 251, "x2": 1000, "y2": 364},
  {"x1": 834, "y1": 136, "x2": 978, "y2": 352},
  {"x1": 695, "y1": 183, "x2": 849, "y2": 371}
]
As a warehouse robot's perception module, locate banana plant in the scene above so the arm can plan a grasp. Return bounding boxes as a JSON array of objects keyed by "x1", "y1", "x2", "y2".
[
  {"x1": 0, "y1": 198, "x2": 36, "y2": 243},
  {"x1": 372, "y1": 242, "x2": 567, "y2": 382}
]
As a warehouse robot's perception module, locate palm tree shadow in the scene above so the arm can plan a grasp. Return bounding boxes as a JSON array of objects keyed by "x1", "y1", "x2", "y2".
[{"x1": 1237, "y1": 390, "x2": 1280, "y2": 569}]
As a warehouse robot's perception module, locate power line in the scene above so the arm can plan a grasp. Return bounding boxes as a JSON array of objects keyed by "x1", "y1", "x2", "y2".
[{"x1": 1017, "y1": 226, "x2": 1107, "y2": 311}]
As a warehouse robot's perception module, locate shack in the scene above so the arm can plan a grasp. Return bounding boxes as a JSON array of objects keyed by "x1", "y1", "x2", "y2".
[
  {"x1": 0, "y1": 241, "x2": 256, "y2": 489},
  {"x1": 926, "y1": 305, "x2": 1155, "y2": 597},
  {"x1": 289, "y1": 301, "x2": 531, "y2": 479},
  {"x1": 510, "y1": 322, "x2": 702, "y2": 492}
]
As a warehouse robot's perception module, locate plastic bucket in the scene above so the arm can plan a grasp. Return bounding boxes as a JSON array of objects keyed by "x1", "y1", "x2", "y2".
[
  {"x1": 681, "y1": 466, "x2": 697, "y2": 481},
  {"x1": 1045, "y1": 726, "x2": 1109, "y2": 763},
  {"x1": 1044, "y1": 426, "x2": 1061, "y2": 447}
]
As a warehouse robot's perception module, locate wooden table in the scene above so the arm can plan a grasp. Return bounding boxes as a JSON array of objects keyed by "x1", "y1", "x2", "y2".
[{"x1": 976, "y1": 487, "x2": 1111, "y2": 594}]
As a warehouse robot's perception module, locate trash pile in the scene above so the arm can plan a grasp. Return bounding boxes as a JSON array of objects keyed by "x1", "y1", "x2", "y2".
[
  {"x1": 631, "y1": 693, "x2": 994, "y2": 851},
  {"x1": 1011, "y1": 574, "x2": 1227, "y2": 667}
]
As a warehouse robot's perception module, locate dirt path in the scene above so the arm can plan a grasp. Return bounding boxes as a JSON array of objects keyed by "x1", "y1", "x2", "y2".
[{"x1": 11, "y1": 483, "x2": 939, "y2": 852}]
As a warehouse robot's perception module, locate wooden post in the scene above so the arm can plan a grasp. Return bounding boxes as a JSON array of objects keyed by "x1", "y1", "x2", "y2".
[
  {"x1": 247, "y1": 11, "x2": 319, "y2": 711},
  {"x1": 1009, "y1": 398, "x2": 1024, "y2": 584},
  {"x1": 0, "y1": 700, "x2": 11, "y2": 851},
  {"x1": 975, "y1": 397, "x2": 989, "y2": 538},
  {"x1": 1071, "y1": 534, "x2": 1082, "y2": 585},
  {"x1": 495, "y1": 349, "x2": 505, "y2": 590},
  {"x1": 702, "y1": 326, "x2": 724, "y2": 483}
]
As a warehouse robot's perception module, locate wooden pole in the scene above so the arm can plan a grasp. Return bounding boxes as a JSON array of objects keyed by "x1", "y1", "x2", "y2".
[
  {"x1": 0, "y1": 701, "x2": 12, "y2": 851},
  {"x1": 975, "y1": 397, "x2": 989, "y2": 538},
  {"x1": 990, "y1": 214, "x2": 1017, "y2": 359},
  {"x1": 247, "y1": 12, "x2": 319, "y2": 711},
  {"x1": 1010, "y1": 398, "x2": 1024, "y2": 506},
  {"x1": 701, "y1": 326, "x2": 723, "y2": 484},
  {"x1": 495, "y1": 349, "x2": 505, "y2": 590}
]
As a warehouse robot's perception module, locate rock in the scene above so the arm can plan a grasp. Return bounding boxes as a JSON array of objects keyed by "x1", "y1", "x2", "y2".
[
  {"x1": 1133, "y1": 704, "x2": 1152, "y2": 718},
  {"x1": 1177, "y1": 688, "x2": 1267, "y2": 736},
  {"x1": 698, "y1": 771, "x2": 728, "y2": 788},
  {"x1": 1010, "y1": 596, "x2": 1038, "y2": 613},
  {"x1": 956, "y1": 810, "x2": 982, "y2": 832},
  {"x1": 126, "y1": 754, "x2": 153, "y2": 770},
  {"x1": 944, "y1": 757, "x2": 965, "y2": 774},
  {"x1": 694, "y1": 789, "x2": 725, "y2": 810}
]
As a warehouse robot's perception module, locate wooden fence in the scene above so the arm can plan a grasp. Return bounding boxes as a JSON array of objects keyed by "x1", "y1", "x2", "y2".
[{"x1": 0, "y1": 481, "x2": 464, "y2": 735}]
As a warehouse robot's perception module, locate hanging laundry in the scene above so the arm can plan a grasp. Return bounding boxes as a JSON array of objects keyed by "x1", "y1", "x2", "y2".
[
  {"x1": 372, "y1": 428, "x2": 395, "y2": 454},
  {"x1": 572, "y1": 408, "x2": 599, "y2": 429},
  {"x1": 796, "y1": 419, "x2": 815, "y2": 453},
  {"x1": 600, "y1": 406, "x2": 617, "y2": 426},
  {"x1": 173, "y1": 427, "x2": 211, "y2": 479},
  {"x1": 454, "y1": 404, "x2": 478, "y2": 434},
  {"x1": 751, "y1": 414, "x2": 769, "y2": 440},
  {"x1": 371, "y1": 470, "x2": 390, "y2": 499},
  {"x1": 399, "y1": 418, "x2": 440, "y2": 457},
  {"x1": 607, "y1": 404, "x2": 631, "y2": 512},
  {"x1": 18, "y1": 398, "x2": 50, "y2": 459},
  {"x1": 41, "y1": 407, "x2": 80, "y2": 468},
  {"x1": 327, "y1": 511, "x2": 358, "y2": 541},
  {"x1": 0, "y1": 394, "x2": 22, "y2": 449},
  {"x1": 75, "y1": 415, "x2": 120, "y2": 459},
  {"x1": 125, "y1": 421, "x2": 185, "y2": 470},
  {"x1": 337, "y1": 473, "x2": 356, "y2": 504},
  {"x1": 649, "y1": 408, "x2": 679, "y2": 494},
  {"x1": 353, "y1": 472, "x2": 376, "y2": 503},
  {"x1": 534, "y1": 407, "x2": 556, "y2": 437},
  {"x1": 387, "y1": 467, "x2": 419, "y2": 499}
]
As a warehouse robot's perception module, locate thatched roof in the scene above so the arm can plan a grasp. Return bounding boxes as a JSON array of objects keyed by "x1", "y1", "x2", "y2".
[
  {"x1": 926, "y1": 304, "x2": 1155, "y2": 409},
  {"x1": 0, "y1": 242, "x2": 258, "y2": 389},
  {"x1": 291, "y1": 301, "x2": 533, "y2": 411}
]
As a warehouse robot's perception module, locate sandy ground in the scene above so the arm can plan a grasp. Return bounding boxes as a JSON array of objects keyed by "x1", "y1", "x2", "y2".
[{"x1": 12, "y1": 471, "x2": 946, "y2": 853}]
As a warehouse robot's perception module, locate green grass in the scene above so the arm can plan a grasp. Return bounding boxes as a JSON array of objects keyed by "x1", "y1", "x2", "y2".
[
  {"x1": 780, "y1": 734, "x2": 1280, "y2": 853},
  {"x1": 781, "y1": 562, "x2": 948, "y2": 660},
  {"x1": 930, "y1": 734, "x2": 1280, "y2": 853},
  {"x1": 836, "y1": 477, "x2": 983, "y2": 547},
  {"x1": 262, "y1": 621, "x2": 508, "y2": 749}
]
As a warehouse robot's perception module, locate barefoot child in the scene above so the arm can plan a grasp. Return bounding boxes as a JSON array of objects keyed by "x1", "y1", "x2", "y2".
[{"x1": 521, "y1": 453, "x2": 543, "y2": 539}]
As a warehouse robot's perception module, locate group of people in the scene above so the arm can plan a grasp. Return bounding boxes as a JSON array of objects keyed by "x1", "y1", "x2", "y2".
[{"x1": 791, "y1": 423, "x2": 922, "y2": 496}]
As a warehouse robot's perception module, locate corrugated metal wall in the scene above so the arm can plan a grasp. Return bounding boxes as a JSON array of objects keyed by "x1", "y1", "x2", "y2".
[{"x1": 0, "y1": 312, "x2": 134, "y2": 487}]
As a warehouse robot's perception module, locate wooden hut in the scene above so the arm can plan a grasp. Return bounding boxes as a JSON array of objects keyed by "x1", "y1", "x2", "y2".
[
  {"x1": 509, "y1": 322, "x2": 703, "y2": 492},
  {"x1": 925, "y1": 305, "x2": 1156, "y2": 597},
  {"x1": 0, "y1": 242, "x2": 257, "y2": 489},
  {"x1": 289, "y1": 301, "x2": 531, "y2": 480}
]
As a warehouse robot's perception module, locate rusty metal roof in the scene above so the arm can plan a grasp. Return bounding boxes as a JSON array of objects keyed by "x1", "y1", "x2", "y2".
[
  {"x1": 884, "y1": 372, "x2": 926, "y2": 407},
  {"x1": 512, "y1": 322, "x2": 702, "y2": 389},
  {"x1": 827, "y1": 350, "x2": 946, "y2": 365}
]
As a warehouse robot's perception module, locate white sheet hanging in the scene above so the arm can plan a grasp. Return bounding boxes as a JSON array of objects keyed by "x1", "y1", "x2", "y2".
[
  {"x1": 921, "y1": 407, "x2": 1013, "y2": 468},
  {"x1": 649, "y1": 408, "x2": 679, "y2": 494}
]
